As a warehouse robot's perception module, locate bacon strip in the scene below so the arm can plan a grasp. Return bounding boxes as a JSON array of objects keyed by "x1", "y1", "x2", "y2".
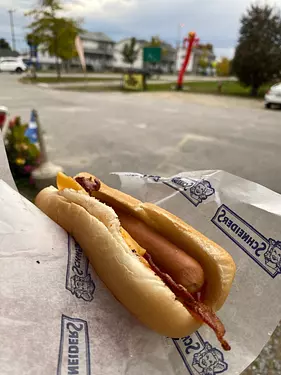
[
  {"x1": 76, "y1": 177, "x2": 230, "y2": 350},
  {"x1": 143, "y1": 252, "x2": 231, "y2": 351},
  {"x1": 75, "y1": 176, "x2": 101, "y2": 194}
]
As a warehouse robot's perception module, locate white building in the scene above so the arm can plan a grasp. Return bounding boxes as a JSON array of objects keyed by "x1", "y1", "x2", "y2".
[
  {"x1": 176, "y1": 46, "x2": 216, "y2": 74},
  {"x1": 113, "y1": 38, "x2": 176, "y2": 73},
  {"x1": 176, "y1": 47, "x2": 194, "y2": 73},
  {"x1": 21, "y1": 49, "x2": 62, "y2": 70},
  {"x1": 76, "y1": 32, "x2": 115, "y2": 71},
  {"x1": 21, "y1": 31, "x2": 114, "y2": 71}
]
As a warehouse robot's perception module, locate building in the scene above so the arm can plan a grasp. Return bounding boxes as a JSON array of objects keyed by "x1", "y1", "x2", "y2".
[
  {"x1": 176, "y1": 47, "x2": 194, "y2": 73},
  {"x1": 20, "y1": 49, "x2": 62, "y2": 70},
  {"x1": 75, "y1": 31, "x2": 115, "y2": 71},
  {"x1": 159, "y1": 42, "x2": 176, "y2": 73},
  {"x1": 176, "y1": 46, "x2": 216, "y2": 75},
  {"x1": 113, "y1": 38, "x2": 176, "y2": 73},
  {"x1": 112, "y1": 38, "x2": 148, "y2": 71},
  {"x1": 21, "y1": 31, "x2": 114, "y2": 71}
]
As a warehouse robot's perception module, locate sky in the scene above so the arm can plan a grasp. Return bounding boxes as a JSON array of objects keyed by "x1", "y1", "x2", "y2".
[{"x1": 0, "y1": 0, "x2": 277, "y2": 59}]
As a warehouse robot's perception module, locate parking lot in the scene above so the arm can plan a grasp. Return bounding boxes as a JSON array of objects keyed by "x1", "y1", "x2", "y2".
[{"x1": 2, "y1": 74, "x2": 281, "y2": 194}]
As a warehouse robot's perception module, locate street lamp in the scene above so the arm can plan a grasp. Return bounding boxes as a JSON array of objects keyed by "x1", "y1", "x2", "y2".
[{"x1": 8, "y1": 9, "x2": 16, "y2": 51}]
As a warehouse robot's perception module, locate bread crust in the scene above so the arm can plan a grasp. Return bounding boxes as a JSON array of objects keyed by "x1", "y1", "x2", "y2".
[
  {"x1": 75, "y1": 172, "x2": 236, "y2": 310},
  {"x1": 35, "y1": 174, "x2": 236, "y2": 337}
]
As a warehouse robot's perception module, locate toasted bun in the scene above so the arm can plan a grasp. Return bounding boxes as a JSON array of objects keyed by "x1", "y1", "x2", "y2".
[
  {"x1": 35, "y1": 174, "x2": 236, "y2": 337},
  {"x1": 75, "y1": 172, "x2": 236, "y2": 310}
]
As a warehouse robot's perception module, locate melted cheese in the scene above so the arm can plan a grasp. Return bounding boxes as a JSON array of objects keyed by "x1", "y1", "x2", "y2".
[
  {"x1": 57, "y1": 172, "x2": 85, "y2": 192},
  {"x1": 56, "y1": 172, "x2": 147, "y2": 261},
  {"x1": 120, "y1": 227, "x2": 146, "y2": 256}
]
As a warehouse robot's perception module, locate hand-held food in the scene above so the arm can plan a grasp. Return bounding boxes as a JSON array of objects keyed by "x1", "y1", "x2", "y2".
[{"x1": 35, "y1": 172, "x2": 236, "y2": 350}]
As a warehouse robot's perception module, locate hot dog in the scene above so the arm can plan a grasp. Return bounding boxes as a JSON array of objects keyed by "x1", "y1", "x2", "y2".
[
  {"x1": 115, "y1": 209, "x2": 205, "y2": 293},
  {"x1": 35, "y1": 172, "x2": 236, "y2": 350}
]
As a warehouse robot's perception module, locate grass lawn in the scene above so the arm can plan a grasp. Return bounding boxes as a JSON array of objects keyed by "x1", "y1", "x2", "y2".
[
  {"x1": 57, "y1": 85, "x2": 122, "y2": 92},
  {"x1": 179, "y1": 80, "x2": 271, "y2": 98},
  {"x1": 56, "y1": 80, "x2": 271, "y2": 98},
  {"x1": 20, "y1": 76, "x2": 121, "y2": 84}
]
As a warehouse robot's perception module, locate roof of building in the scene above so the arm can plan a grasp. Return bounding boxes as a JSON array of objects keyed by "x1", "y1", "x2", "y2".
[
  {"x1": 81, "y1": 32, "x2": 114, "y2": 43},
  {"x1": 116, "y1": 38, "x2": 148, "y2": 46},
  {"x1": 0, "y1": 49, "x2": 19, "y2": 58}
]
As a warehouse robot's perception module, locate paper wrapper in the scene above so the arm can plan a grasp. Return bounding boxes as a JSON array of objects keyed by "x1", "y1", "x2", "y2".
[
  {"x1": 0, "y1": 133, "x2": 17, "y2": 191},
  {"x1": 1, "y1": 139, "x2": 281, "y2": 374}
]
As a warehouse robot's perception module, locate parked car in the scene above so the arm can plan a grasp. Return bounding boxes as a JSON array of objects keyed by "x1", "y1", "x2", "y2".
[
  {"x1": 264, "y1": 83, "x2": 281, "y2": 109},
  {"x1": 0, "y1": 57, "x2": 27, "y2": 73}
]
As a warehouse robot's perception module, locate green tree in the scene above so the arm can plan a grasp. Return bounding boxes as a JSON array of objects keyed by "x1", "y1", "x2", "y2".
[
  {"x1": 197, "y1": 43, "x2": 213, "y2": 52},
  {"x1": 146, "y1": 36, "x2": 161, "y2": 47},
  {"x1": 25, "y1": 0, "x2": 82, "y2": 79},
  {"x1": 0, "y1": 38, "x2": 11, "y2": 50},
  {"x1": 122, "y1": 37, "x2": 139, "y2": 66},
  {"x1": 198, "y1": 48, "x2": 210, "y2": 74},
  {"x1": 216, "y1": 57, "x2": 231, "y2": 77},
  {"x1": 232, "y1": 4, "x2": 281, "y2": 96}
]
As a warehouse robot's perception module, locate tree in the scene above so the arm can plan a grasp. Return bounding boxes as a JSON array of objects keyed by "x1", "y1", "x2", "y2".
[
  {"x1": 146, "y1": 36, "x2": 161, "y2": 47},
  {"x1": 197, "y1": 43, "x2": 213, "y2": 52},
  {"x1": 0, "y1": 38, "x2": 11, "y2": 50},
  {"x1": 25, "y1": 0, "x2": 82, "y2": 79},
  {"x1": 198, "y1": 48, "x2": 210, "y2": 75},
  {"x1": 232, "y1": 4, "x2": 281, "y2": 96},
  {"x1": 216, "y1": 57, "x2": 231, "y2": 77},
  {"x1": 122, "y1": 37, "x2": 139, "y2": 66}
]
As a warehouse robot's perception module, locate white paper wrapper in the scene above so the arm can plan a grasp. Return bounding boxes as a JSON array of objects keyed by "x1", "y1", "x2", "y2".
[
  {"x1": 0, "y1": 132, "x2": 17, "y2": 191},
  {"x1": 1, "y1": 142, "x2": 281, "y2": 374}
]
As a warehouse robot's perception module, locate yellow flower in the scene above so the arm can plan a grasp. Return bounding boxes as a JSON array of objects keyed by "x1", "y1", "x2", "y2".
[
  {"x1": 15, "y1": 158, "x2": 26, "y2": 166},
  {"x1": 20, "y1": 143, "x2": 28, "y2": 151}
]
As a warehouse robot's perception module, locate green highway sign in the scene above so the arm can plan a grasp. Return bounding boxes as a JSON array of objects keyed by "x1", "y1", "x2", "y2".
[{"x1": 143, "y1": 47, "x2": 162, "y2": 63}]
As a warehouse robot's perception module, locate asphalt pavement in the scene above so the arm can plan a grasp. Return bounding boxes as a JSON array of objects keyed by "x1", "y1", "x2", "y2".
[
  {"x1": 1, "y1": 73, "x2": 281, "y2": 194},
  {"x1": 1, "y1": 73, "x2": 281, "y2": 374}
]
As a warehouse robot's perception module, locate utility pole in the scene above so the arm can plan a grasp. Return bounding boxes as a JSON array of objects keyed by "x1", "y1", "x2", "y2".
[
  {"x1": 175, "y1": 23, "x2": 184, "y2": 74},
  {"x1": 8, "y1": 9, "x2": 16, "y2": 51}
]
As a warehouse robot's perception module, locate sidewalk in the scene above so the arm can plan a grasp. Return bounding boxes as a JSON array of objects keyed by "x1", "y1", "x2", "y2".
[
  {"x1": 35, "y1": 79, "x2": 174, "y2": 89},
  {"x1": 35, "y1": 72, "x2": 237, "y2": 83}
]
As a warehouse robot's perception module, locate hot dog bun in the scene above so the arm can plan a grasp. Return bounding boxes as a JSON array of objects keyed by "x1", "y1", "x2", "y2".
[
  {"x1": 35, "y1": 173, "x2": 236, "y2": 338},
  {"x1": 74, "y1": 172, "x2": 235, "y2": 310}
]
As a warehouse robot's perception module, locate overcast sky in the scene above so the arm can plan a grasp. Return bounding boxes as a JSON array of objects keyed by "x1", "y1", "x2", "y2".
[{"x1": 0, "y1": 0, "x2": 278, "y2": 59}]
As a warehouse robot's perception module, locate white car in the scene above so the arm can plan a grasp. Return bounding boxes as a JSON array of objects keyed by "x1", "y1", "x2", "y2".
[
  {"x1": 0, "y1": 57, "x2": 27, "y2": 73},
  {"x1": 264, "y1": 83, "x2": 281, "y2": 109}
]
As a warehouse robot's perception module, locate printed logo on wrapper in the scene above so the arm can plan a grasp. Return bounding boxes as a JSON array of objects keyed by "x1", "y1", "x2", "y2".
[
  {"x1": 162, "y1": 177, "x2": 215, "y2": 207},
  {"x1": 212, "y1": 205, "x2": 281, "y2": 278},
  {"x1": 122, "y1": 174, "x2": 215, "y2": 207},
  {"x1": 57, "y1": 315, "x2": 91, "y2": 375},
  {"x1": 66, "y1": 235, "x2": 95, "y2": 301},
  {"x1": 173, "y1": 332, "x2": 228, "y2": 375}
]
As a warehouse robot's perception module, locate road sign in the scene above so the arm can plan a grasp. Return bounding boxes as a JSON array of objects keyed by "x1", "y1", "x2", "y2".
[
  {"x1": 123, "y1": 74, "x2": 144, "y2": 91},
  {"x1": 143, "y1": 47, "x2": 162, "y2": 63}
]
